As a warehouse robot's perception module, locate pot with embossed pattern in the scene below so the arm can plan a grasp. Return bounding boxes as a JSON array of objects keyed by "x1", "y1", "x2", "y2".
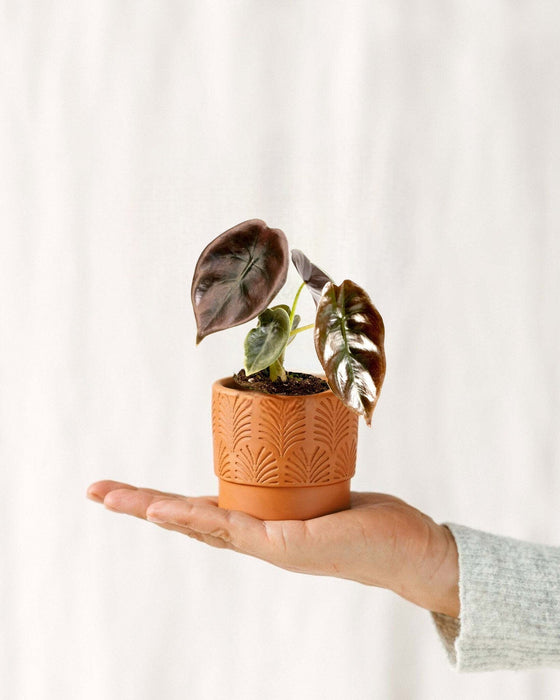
[
  {"x1": 211, "y1": 375, "x2": 359, "y2": 520},
  {"x1": 191, "y1": 220, "x2": 386, "y2": 521}
]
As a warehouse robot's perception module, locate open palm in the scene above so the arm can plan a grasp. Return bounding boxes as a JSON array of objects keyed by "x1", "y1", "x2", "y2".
[{"x1": 87, "y1": 480, "x2": 459, "y2": 617}]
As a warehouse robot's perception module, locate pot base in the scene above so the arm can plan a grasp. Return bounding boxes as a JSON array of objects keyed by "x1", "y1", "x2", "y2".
[{"x1": 218, "y1": 479, "x2": 351, "y2": 521}]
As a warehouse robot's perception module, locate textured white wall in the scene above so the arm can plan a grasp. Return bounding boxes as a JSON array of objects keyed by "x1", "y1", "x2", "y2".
[{"x1": 1, "y1": 1, "x2": 559, "y2": 698}]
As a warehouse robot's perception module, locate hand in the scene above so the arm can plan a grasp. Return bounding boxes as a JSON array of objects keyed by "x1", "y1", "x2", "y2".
[{"x1": 87, "y1": 480, "x2": 459, "y2": 617}]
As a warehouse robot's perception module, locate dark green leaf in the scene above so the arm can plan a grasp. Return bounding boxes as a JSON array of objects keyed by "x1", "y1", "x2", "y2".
[
  {"x1": 244, "y1": 307, "x2": 291, "y2": 376},
  {"x1": 192, "y1": 220, "x2": 289, "y2": 343},
  {"x1": 314, "y1": 280, "x2": 386, "y2": 425},
  {"x1": 272, "y1": 304, "x2": 291, "y2": 317},
  {"x1": 291, "y1": 249, "x2": 333, "y2": 306}
]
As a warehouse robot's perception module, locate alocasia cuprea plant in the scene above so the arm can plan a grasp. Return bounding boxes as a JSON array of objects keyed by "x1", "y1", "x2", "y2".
[{"x1": 191, "y1": 219, "x2": 386, "y2": 425}]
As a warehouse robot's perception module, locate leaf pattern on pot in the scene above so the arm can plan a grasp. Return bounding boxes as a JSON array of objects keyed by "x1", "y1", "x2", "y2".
[
  {"x1": 235, "y1": 444, "x2": 279, "y2": 485},
  {"x1": 313, "y1": 397, "x2": 358, "y2": 455},
  {"x1": 284, "y1": 446, "x2": 331, "y2": 485},
  {"x1": 333, "y1": 436, "x2": 358, "y2": 481},
  {"x1": 215, "y1": 440, "x2": 233, "y2": 480},
  {"x1": 213, "y1": 392, "x2": 253, "y2": 452},
  {"x1": 212, "y1": 384, "x2": 359, "y2": 487},
  {"x1": 257, "y1": 398, "x2": 306, "y2": 458}
]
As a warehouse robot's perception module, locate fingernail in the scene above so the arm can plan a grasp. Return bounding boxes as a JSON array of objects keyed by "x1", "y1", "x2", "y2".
[
  {"x1": 87, "y1": 490, "x2": 103, "y2": 503},
  {"x1": 147, "y1": 512, "x2": 166, "y2": 524}
]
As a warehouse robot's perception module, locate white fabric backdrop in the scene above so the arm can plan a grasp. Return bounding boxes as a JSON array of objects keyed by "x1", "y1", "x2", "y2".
[{"x1": 1, "y1": 1, "x2": 559, "y2": 698}]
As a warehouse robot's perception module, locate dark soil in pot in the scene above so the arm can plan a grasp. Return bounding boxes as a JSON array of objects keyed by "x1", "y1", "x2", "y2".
[{"x1": 233, "y1": 369, "x2": 329, "y2": 396}]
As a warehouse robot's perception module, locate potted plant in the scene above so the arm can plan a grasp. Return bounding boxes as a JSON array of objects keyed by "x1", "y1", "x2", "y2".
[{"x1": 191, "y1": 219, "x2": 386, "y2": 520}]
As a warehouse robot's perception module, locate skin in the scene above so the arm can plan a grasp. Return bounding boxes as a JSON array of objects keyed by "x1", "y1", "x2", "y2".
[{"x1": 86, "y1": 481, "x2": 460, "y2": 618}]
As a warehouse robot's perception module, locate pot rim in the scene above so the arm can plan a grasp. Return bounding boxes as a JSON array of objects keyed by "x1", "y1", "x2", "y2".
[{"x1": 213, "y1": 375, "x2": 334, "y2": 400}]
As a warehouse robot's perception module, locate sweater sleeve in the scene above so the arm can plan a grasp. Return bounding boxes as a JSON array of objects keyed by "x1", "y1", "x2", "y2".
[{"x1": 431, "y1": 523, "x2": 560, "y2": 671}]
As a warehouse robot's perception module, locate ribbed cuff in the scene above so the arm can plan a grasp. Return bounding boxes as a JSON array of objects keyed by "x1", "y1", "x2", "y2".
[{"x1": 431, "y1": 523, "x2": 560, "y2": 672}]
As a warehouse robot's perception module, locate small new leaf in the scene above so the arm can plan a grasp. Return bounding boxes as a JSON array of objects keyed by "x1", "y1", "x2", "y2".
[
  {"x1": 314, "y1": 280, "x2": 386, "y2": 425},
  {"x1": 272, "y1": 304, "x2": 291, "y2": 317},
  {"x1": 291, "y1": 250, "x2": 333, "y2": 306},
  {"x1": 244, "y1": 307, "x2": 291, "y2": 376}
]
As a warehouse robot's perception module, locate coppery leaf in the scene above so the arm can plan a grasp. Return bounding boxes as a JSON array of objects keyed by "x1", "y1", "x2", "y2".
[
  {"x1": 314, "y1": 280, "x2": 386, "y2": 425},
  {"x1": 192, "y1": 220, "x2": 289, "y2": 343},
  {"x1": 291, "y1": 250, "x2": 333, "y2": 306}
]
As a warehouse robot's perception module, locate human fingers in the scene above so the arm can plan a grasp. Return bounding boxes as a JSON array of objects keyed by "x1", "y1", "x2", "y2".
[
  {"x1": 87, "y1": 480, "x2": 217, "y2": 509},
  {"x1": 143, "y1": 496, "x2": 408, "y2": 576},
  {"x1": 145, "y1": 498, "x2": 312, "y2": 570},
  {"x1": 151, "y1": 520, "x2": 233, "y2": 550},
  {"x1": 89, "y1": 484, "x2": 217, "y2": 524},
  {"x1": 87, "y1": 480, "x2": 134, "y2": 502},
  {"x1": 86, "y1": 479, "x2": 207, "y2": 502},
  {"x1": 90, "y1": 484, "x2": 232, "y2": 549},
  {"x1": 88, "y1": 482, "x2": 309, "y2": 568},
  {"x1": 91, "y1": 484, "x2": 318, "y2": 571},
  {"x1": 105, "y1": 489, "x2": 218, "y2": 520}
]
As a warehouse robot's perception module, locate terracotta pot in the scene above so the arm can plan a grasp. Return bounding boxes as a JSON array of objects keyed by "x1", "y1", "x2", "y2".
[{"x1": 212, "y1": 377, "x2": 359, "y2": 520}]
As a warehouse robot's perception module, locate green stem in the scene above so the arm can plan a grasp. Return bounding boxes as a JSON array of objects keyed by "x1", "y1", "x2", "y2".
[
  {"x1": 268, "y1": 283, "x2": 308, "y2": 382},
  {"x1": 289, "y1": 323, "x2": 314, "y2": 336},
  {"x1": 269, "y1": 357, "x2": 287, "y2": 382},
  {"x1": 289, "y1": 282, "x2": 306, "y2": 330}
]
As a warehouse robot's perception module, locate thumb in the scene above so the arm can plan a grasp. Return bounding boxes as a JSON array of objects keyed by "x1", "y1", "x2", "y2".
[
  {"x1": 146, "y1": 499, "x2": 277, "y2": 558},
  {"x1": 147, "y1": 499, "x2": 331, "y2": 576}
]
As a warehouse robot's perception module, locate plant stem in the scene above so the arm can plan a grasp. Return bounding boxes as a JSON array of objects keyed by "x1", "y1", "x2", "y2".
[
  {"x1": 267, "y1": 283, "x2": 308, "y2": 382},
  {"x1": 289, "y1": 282, "x2": 306, "y2": 331},
  {"x1": 289, "y1": 323, "x2": 314, "y2": 336},
  {"x1": 269, "y1": 357, "x2": 287, "y2": 382}
]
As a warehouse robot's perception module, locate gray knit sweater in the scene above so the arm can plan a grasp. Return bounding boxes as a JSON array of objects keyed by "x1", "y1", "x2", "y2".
[{"x1": 431, "y1": 523, "x2": 560, "y2": 671}]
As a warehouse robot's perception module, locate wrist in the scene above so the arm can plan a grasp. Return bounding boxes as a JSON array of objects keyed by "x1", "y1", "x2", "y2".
[
  {"x1": 390, "y1": 520, "x2": 460, "y2": 617},
  {"x1": 425, "y1": 524, "x2": 460, "y2": 617}
]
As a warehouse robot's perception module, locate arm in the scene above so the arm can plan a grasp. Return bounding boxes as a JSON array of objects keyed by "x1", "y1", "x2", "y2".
[
  {"x1": 88, "y1": 481, "x2": 560, "y2": 670},
  {"x1": 87, "y1": 480, "x2": 459, "y2": 617},
  {"x1": 87, "y1": 482, "x2": 560, "y2": 671}
]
